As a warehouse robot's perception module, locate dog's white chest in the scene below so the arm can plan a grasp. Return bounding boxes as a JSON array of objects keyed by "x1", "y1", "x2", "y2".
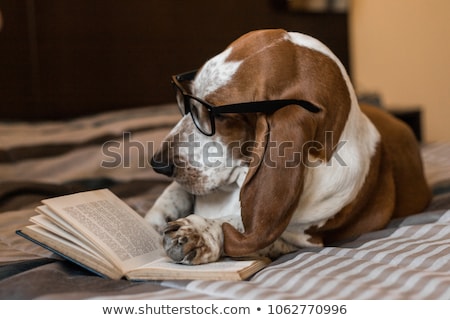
[
  {"x1": 193, "y1": 167, "x2": 247, "y2": 219},
  {"x1": 194, "y1": 186, "x2": 241, "y2": 219}
]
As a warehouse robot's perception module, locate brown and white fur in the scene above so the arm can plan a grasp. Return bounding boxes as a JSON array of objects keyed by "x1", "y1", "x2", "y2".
[{"x1": 145, "y1": 29, "x2": 431, "y2": 265}]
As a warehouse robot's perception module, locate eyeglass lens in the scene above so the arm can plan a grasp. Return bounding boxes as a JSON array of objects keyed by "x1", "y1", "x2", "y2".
[
  {"x1": 189, "y1": 98, "x2": 213, "y2": 135},
  {"x1": 174, "y1": 85, "x2": 213, "y2": 135}
]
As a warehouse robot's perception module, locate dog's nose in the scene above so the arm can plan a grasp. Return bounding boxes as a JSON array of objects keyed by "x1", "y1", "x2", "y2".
[{"x1": 150, "y1": 157, "x2": 174, "y2": 177}]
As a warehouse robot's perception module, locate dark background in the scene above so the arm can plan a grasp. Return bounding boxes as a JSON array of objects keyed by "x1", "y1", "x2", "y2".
[{"x1": 0, "y1": 0, "x2": 349, "y2": 120}]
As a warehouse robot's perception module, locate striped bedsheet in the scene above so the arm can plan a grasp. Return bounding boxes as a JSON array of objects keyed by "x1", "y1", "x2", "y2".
[{"x1": 1, "y1": 104, "x2": 450, "y2": 299}]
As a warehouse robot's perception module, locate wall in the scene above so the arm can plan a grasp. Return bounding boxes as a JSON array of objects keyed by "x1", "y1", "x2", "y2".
[
  {"x1": 350, "y1": 0, "x2": 450, "y2": 142},
  {"x1": 0, "y1": 0, "x2": 349, "y2": 120}
]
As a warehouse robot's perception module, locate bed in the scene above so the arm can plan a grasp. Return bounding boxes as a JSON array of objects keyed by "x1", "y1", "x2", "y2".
[
  {"x1": 1, "y1": 0, "x2": 450, "y2": 301},
  {"x1": 1, "y1": 103, "x2": 450, "y2": 300}
]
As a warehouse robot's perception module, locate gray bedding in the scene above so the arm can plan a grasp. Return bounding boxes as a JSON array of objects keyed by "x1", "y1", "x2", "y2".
[{"x1": 1, "y1": 105, "x2": 450, "y2": 299}]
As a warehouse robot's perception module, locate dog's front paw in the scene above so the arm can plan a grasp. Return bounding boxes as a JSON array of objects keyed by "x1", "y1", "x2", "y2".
[{"x1": 162, "y1": 215, "x2": 223, "y2": 265}]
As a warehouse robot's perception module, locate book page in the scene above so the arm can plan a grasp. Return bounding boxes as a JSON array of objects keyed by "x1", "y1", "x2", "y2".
[
  {"x1": 126, "y1": 257, "x2": 270, "y2": 281},
  {"x1": 42, "y1": 189, "x2": 164, "y2": 272},
  {"x1": 30, "y1": 214, "x2": 103, "y2": 260},
  {"x1": 35, "y1": 206, "x2": 97, "y2": 252},
  {"x1": 22, "y1": 225, "x2": 122, "y2": 279}
]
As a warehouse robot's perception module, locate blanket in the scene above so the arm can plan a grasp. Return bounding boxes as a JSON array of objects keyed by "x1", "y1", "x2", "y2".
[{"x1": 1, "y1": 104, "x2": 450, "y2": 299}]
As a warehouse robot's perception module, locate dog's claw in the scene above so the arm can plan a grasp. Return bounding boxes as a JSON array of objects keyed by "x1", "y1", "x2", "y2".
[
  {"x1": 161, "y1": 217, "x2": 222, "y2": 265},
  {"x1": 163, "y1": 231, "x2": 195, "y2": 263}
]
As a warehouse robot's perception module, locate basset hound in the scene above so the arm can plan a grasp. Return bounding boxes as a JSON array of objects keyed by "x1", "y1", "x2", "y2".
[{"x1": 145, "y1": 29, "x2": 431, "y2": 265}]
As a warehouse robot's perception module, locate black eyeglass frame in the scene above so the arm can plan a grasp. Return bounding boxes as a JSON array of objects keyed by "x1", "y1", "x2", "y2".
[{"x1": 171, "y1": 70, "x2": 321, "y2": 136}]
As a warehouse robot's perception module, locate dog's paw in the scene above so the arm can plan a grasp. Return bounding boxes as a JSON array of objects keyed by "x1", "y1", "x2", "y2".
[{"x1": 162, "y1": 215, "x2": 223, "y2": 265}]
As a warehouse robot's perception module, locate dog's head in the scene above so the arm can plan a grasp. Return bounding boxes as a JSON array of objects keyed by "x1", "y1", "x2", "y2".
[{"x1": 152, "y1": 29, "x2": 357, "y2": 256}]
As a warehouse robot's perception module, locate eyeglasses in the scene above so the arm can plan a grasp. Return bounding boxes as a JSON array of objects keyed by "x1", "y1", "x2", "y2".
[{"x1": 171, "y1": 70, "x2": 321, "y2": 136}]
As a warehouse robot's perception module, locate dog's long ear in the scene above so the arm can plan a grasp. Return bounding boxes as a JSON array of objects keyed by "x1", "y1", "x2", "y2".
[{"x1": 222, "y1": 106, "x2": 318, "y2": 256}]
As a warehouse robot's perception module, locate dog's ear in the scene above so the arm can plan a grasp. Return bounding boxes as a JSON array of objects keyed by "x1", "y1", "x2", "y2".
[{"x1": 222, "y1": 106, "x2": 318, "y2": 256}]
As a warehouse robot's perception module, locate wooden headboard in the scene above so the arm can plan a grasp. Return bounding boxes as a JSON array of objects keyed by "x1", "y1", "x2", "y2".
[{"x1": 0, "y1": 0, "x2": 349, "y2": 120}]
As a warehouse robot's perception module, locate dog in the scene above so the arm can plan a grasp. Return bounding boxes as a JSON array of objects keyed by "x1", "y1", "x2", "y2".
[{"x1": 145, "y1": 29, "x2": 431, "y2": 265}]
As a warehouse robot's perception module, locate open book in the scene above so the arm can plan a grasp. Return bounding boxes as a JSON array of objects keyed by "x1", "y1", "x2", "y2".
[{"x1": 17, "y1": 189, "x2": 269, "y2": 281}]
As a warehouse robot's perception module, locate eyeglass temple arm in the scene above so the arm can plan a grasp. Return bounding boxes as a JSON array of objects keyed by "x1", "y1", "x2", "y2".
[{"x1": 211, "y1": 99, "x2": 321, "y2": 114}]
